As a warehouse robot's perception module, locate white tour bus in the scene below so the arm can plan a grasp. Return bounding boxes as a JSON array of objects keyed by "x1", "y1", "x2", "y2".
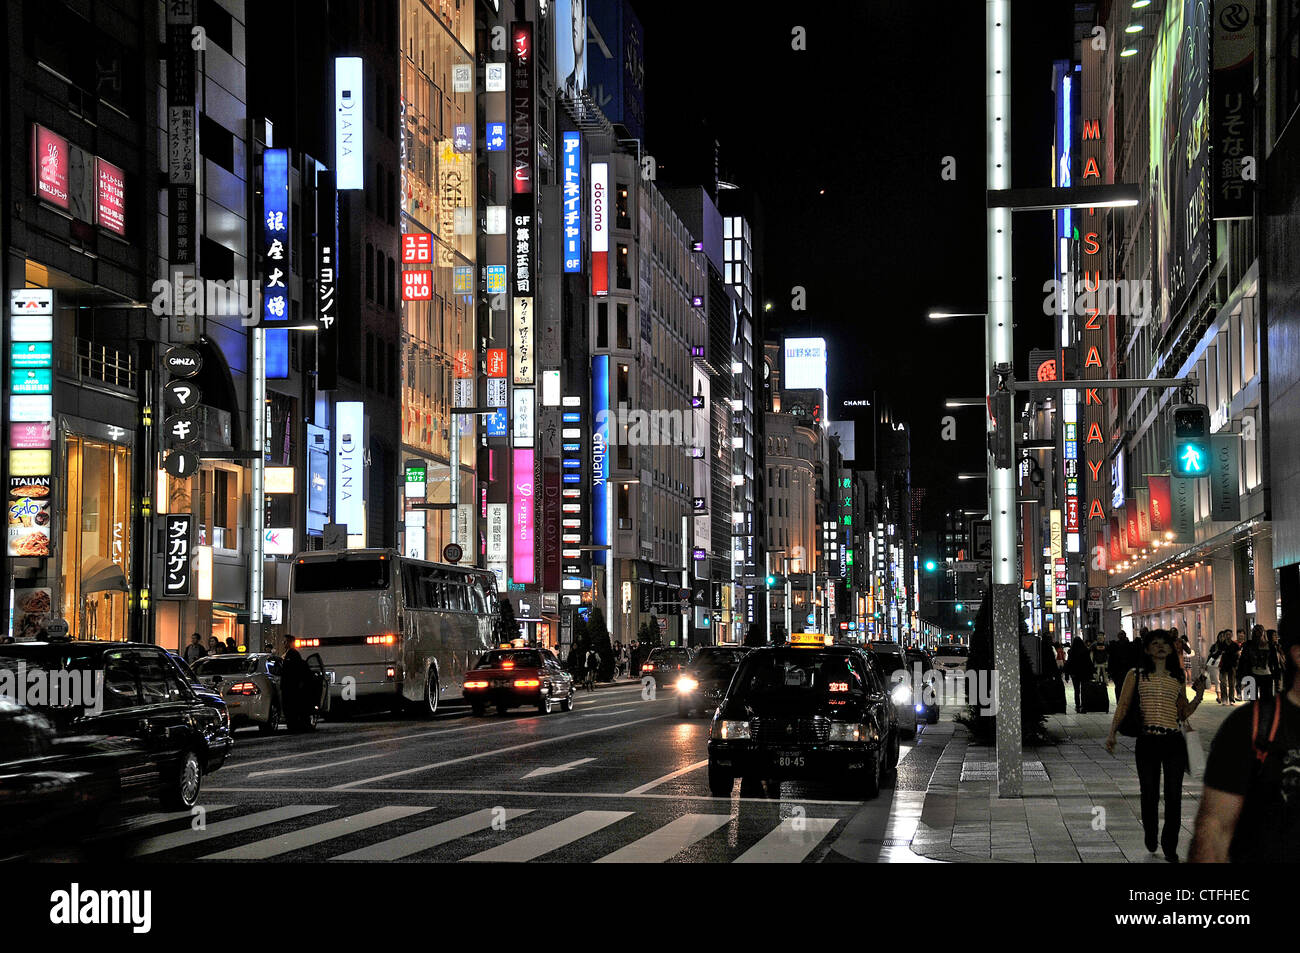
[{"x1": 288, "y1": 549, "x2": 501, "y2": 714}]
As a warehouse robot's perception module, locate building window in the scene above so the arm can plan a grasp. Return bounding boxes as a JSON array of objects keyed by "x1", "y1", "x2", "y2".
[
  {"x1": 596, "y1": 302, "x2": 608, "y2": 349},
  {"x1": 57, "y1": 435, "x2": 132, "y2": 642},
  {"x1": 616, "y1": 184, "x2": 630, "y2": 229},
  {"x1": 366, "y1": 243, "x2": 375, "y2": 300},
  {"x1": 616, "y1": 244, "x2": 631, "y2": 289}
]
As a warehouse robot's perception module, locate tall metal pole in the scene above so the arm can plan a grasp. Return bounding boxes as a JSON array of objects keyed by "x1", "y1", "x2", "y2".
[
  {"x1": 249, "y1": 326, "x2": 265, "y2": 651},
  {"x1": 450, "y1": 413, "x2": 459, "y2": 547},
  {"x1": 987, "y1": 0, "x2": 1022, "y2": 797},
  {"x1": 764, "y1": 551, "x2": 771, "y2": 643}
]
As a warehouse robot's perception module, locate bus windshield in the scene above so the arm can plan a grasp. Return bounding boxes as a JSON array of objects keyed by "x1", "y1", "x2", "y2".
[{"x1": 295, "y1": 558, "x2": 391, "y2": 593}]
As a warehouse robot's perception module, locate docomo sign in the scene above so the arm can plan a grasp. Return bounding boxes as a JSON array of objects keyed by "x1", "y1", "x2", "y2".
[
  {"x1": 511, "y1": 449, "x2": 536, "y2": 584},
  {"x1": 590, "y1": 162, "x2": 609, "y2": 296}
]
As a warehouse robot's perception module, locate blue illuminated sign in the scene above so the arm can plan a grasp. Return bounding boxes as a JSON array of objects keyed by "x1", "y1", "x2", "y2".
[
  {"x1": 486, "y1": 122, "x2": 506, "y2": 152},
  {"x1": 562, "y1": 131, "x2": 581, "y2": 273},
  {"x1": 262, "y1": 148, "x2": 290, "y2": 379},
  {"x1": 486, "y1": 265, "x2": 506, "y2": 295},
  {"x1": 453, "y1": 123, "x2": 471, "y2": 153},
  {"x1": 592, "y1": 355, "x2": 609, "y2": 546},
  {"x1": 486, "y1": 407, "x2": 507, "y2": 437}
]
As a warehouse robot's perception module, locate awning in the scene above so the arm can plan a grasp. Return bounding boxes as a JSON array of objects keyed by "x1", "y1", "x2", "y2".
[{"x1": 80, "y1": 556, "x2": 128, "y2": 594}]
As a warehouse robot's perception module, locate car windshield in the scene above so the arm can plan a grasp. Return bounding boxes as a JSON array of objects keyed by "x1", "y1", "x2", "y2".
[
  {"x1": 192, "y1": 656, "x2": 258, "y2": 677},
  {"x1": 652, "y1": 650, "x2": 690, "y2": 665},
  {"x1": 936, "y1": 645, "x2": 969, "y2": 657},
  {"x1": 736, "y1": 651, "x2": 868, "y2": 697},
  {"x1": 872, "y1": 653, "x2": 906, "y2": 675},
  {"x1": 475, "y1": 650, "x2": 542, "y2": 669}
]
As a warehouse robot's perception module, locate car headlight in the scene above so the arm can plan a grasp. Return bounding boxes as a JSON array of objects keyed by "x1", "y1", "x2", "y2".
[
  {"x1": 715, "y1": 719, "x2": 751, "y2": 740},
  {"x1": 828, "y1": 722, "x2": 864, "y2": 742},
  {"x1": 676, "y1": 676, "x2": 698, "y2": 692},
  {"x1": 891, "y1": 683, "x2": 913, "y2": 705}
]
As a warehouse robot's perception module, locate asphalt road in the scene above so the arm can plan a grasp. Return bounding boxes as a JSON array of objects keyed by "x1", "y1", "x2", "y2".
[{"x1": 84, "y1": 682, "x2": 951, "y2": 863}]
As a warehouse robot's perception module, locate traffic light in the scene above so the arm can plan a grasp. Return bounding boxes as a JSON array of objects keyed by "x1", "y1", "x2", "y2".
[
  {"x1": 989, "y1": 389, "x2": 1014, "y2": 468},
  {"x1": 766, "y1": 573, "x2": 778, "y2": 589},
  {"x1": 924, "y1": 559, "x2": 938, "y2": 573},
  {"x1": 955, "y1": 603, "x2": 964, "y2": 612},
  {"x1": 1171, "y1": 403, "x2": 1210, "y2": 478}
]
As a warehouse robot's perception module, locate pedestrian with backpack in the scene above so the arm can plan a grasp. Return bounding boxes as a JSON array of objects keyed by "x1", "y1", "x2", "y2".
[
  {"x1": 1191, "y1": 620, "x2": 1300, "y2": 862},
  {"x1": 1106, "y1": 628, "x2": 1208, "y2": 862}
]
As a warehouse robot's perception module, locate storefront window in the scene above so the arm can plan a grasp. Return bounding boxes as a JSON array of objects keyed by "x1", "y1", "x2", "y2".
[{"x1": 61, "y1": 435, "x2": 131, "y2": 641}]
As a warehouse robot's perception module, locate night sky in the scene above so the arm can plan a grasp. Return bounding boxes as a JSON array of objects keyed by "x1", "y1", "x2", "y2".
[{"x1": 636, "y1": 0, "x2": 1076, "y2": 526}]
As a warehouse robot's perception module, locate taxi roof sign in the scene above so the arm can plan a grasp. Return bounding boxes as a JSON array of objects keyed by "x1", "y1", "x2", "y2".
[{"x1": 791, "y1": 632, "x2": 832, "y2": 647}]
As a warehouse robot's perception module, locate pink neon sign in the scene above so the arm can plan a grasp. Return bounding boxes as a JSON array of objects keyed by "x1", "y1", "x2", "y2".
[{"x1": 511, "y1": 449, "x2": 535, "y2": 584}]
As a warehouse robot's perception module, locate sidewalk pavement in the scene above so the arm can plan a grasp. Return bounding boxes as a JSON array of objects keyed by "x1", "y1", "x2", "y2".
[{"x1": 902, "y1": 681, "x2": 1243, "y2": 863}]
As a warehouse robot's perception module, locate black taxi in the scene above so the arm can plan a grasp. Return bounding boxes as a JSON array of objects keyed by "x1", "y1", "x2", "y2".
[
  {"x1": 463, "y1": 647, "x2": 575, "y2": 715},
  {"x1": 706, "y1": 634, "x2": 899, "y2": 799}
]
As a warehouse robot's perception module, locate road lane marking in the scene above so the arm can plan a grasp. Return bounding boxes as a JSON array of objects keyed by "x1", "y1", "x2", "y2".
[
  {"x1": 200, "y1": 806, "x2": 432, "y2": 860},
  {"x1": 460, "y1": 810, "x2": 632, "y2": 862},
  {"x1": 129, "y1": 805, "x2": 334, "y2": 857},
  {"x1": 204, "y1": 785, "x2": 867, "y2": 806},
  {"x1": 332, "y1": 808, "x2": 533, "y2": 861},
  {"x1": 624, "y1": 760, "x2": 708, "y2": 795},
  {"x1": 733, "y1": 817, "x2": 840, "y2": 863},
  {"x1": 522, "y1": 758, "x2": 596, "y2": 779},
  {"x1": 234, "y1": 698, "x2": 655, "y2": 769},
  {"x1": 248, "y1": 752, "x2": 397, "y2": 778},
  {"x1": 329, "y1": 714, "x2": 670, "y2": 789},
  {"x1": 594, "y1": 813, "x2": 731, "y2": 863}
]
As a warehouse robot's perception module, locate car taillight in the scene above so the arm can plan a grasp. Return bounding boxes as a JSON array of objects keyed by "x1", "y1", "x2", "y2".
[
  {"x1": 365, "y1": 634, "x2": 396, "y2": 645},
  {"x1": 464, "y1": 680, "x2": 489, "y2": 689},
  {"x1": 294, "y1": 638, "x2": 320, "y2": 648},
  {"x1": 641, "y1": 664, "x2": 654, "y2": 672},
  {"x1": 514, "y1": 678, "x2": 541, "y2": 688},
  {"x1": 503, "y1": 661, "x2": 515, "y2": 669},
  {"x1": 229, "y1": 681, "x2": 260, "y2": 695}
]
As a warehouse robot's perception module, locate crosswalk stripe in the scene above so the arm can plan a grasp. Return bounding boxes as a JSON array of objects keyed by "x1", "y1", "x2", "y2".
[
  {"x1": 115, "y1": 805, "x2": 233, "y2": 834},
  {"x1": 594, "y1": 813, "x2": 731, "y2": 863},
  {"x1": 732, "y1": 817, "x2": 840, "y2": 863},
  {"x1": 200, "y1": 806, "x2": 433, "y2": 860},
  {"x1": 331, "y1": 808, "x2": 533, "y2": 861},
  {"x1": 129, "y1": 805, "x2": 335, "y2": 857},
  {"x1": 460, "y1": 810, "x2": 632, "y2": 862}
]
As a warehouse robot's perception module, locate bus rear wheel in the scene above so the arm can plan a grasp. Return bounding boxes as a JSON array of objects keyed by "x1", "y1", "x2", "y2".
[{"x1": 424, "y1": 670, "x2": 440, "y2": 716}]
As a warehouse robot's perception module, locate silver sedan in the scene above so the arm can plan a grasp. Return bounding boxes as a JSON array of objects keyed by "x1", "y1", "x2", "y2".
[{"x1": 191, "y1": 653, "x2": 283, "y2": 733}]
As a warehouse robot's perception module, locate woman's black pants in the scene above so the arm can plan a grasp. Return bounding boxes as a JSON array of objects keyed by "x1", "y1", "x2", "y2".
[{"x1": 1134, "y1": 732, "x2": 1187, "y2": 855}]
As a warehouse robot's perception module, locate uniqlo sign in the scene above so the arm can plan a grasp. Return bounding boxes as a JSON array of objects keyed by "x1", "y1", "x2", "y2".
[
  {"x1": 402, "y1": 270, "x2": 432, "y2": 301},
  {"x1": 401, "y1": 233, "x2": 432, "y2": 263}
]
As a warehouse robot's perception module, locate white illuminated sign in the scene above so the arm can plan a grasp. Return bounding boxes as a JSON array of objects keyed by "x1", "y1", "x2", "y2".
[
  {"x1": 334, "y1": 401, "x2": 365, "y2": 543},
  {"x1": 264, "y1": 527, "x2": 295, "y2": 555},
  {"x1": 335, "y1": 57, "x2": 364, "y2": 190},
  {"x1": 783, "y1": 337, "x2": 828, "y2": 393},
  {"x1": 513, "y1": 388, "x2": 535, "y2": 446},
  {"x1": 542, "y1": 369, "x2": 560, "y2": 406}
]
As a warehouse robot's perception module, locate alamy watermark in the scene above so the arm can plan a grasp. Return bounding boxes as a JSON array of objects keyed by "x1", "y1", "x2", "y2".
[
  {"x1": 889, "y1": 663, "x2": 999, "y2": 716},
  {"x1": 596, "y1": 403, "x2": 704, "y2": 448},
  {"x1": 1042, "y1": 277, "x2": 1153, "y2": 324},
  {"x1": 0, "y1": 662, "x2": 101, "y2": 712},
  {"x1": 151, "y1": 272, "x2": 261, "y2": 325}
]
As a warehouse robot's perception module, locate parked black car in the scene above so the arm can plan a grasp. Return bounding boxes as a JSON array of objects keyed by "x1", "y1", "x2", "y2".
[
  {"x1": 0, "y1": 641, "x2": 232, "y2": 811},
  {"x1": 165, "y1": 650, "x2": 232, "y2": 730},
  {"x1": 707, "y1": 636, "x2": 900, "y2": 799}
]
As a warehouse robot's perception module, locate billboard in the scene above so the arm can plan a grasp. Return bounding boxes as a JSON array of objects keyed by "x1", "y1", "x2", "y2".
[
  {"x1": 555, "y1": 0, "x2": 588, "y2": 100},
  {"x1": 587, "y1": 0, "x2": 645, "y2": 140},
  {"x1": 32, "y1": 124, "x2": 69, "y2": 209},
  {"x1": 335, "y1": 402, "x2": 365, "y2": 543},
  {"x1": 590, "y1": 162, "x2": 608, "y2": 296},
  {"x1": 1149, "y1": 0, "x2": 1210, "y2": 329},
  {"x1": 562, "y1": 132, "x2": 582, "y2": 273},
  {"x1": 1211, "y1": 0, "x2": 1256, "y2": 220},
  {"x1": 784, "y1": 338, "x2": 828, "y2": 394},
  {"x1": 335, "y1": 57, "x2": 364, "y2": 189},
  {"x1": 512, "y1": 449, "x2": 536, "y2": 584},
  {"x1": 591, "y1": 355, "x2": 610, "y2": 547}
]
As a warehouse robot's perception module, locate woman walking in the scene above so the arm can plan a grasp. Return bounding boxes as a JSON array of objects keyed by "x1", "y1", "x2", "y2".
[
  {"x1": 1106, "y1": 629, "x2": 1207, "y2": 861},
  {"x1": 1239, "y1": 625, "x2": 1278, "y2": 701},
  {"x1": 1066, "y1": 636, "x2": 1095, "y2": 713}
]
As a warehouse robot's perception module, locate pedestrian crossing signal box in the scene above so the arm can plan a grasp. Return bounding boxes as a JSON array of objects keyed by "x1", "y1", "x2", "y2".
[{"x1": 1171, "y1": 403, "x2": 1210, "y2": 478}]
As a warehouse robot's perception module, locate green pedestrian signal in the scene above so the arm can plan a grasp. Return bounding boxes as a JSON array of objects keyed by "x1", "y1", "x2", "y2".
[
  {"x1": 924, "y1": 559, "x2": 938, "y2": 572},
  {"x1": 766, "y1": 573, "x2": 778, "y2": 589},
  {"x1": 1171, "y1": 404, "x2": 1210, "y2": 478}
]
